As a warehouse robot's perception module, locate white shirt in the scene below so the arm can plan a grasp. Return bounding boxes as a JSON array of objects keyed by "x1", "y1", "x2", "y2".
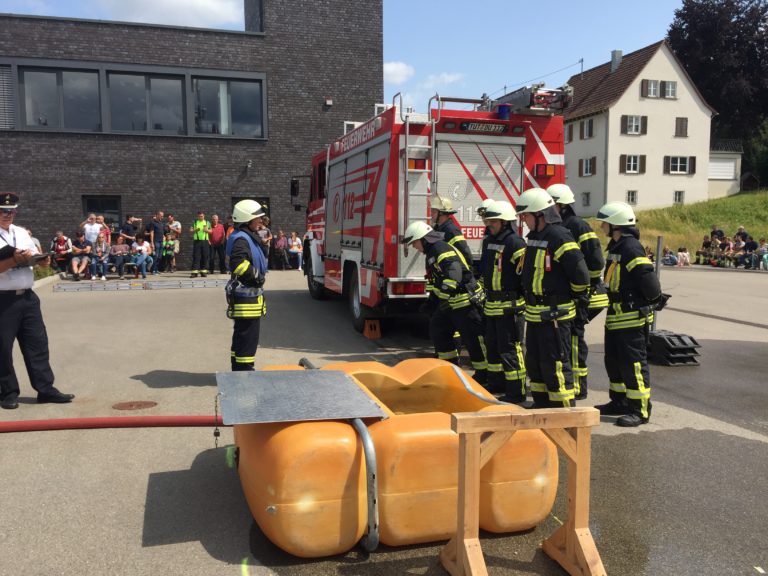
[
  {"x1": 132, "y1": 242, "x2": 150, "y2": 256},
  {"x1": 0, "y1": 224, "x2": 37, "y2": 290},
  {"x1": 83, "y1": 222, "x2": 103, "y2": 243}
]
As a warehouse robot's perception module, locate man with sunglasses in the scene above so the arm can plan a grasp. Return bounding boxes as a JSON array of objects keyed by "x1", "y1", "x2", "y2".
[{"x1": 0, "y1": 193, "x2": 75, "y2": 409}]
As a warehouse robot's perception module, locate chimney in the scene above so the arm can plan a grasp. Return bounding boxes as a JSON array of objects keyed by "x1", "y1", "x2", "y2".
[{"x1": 610, "y1": 50, "x2": 623, "y2": 73}]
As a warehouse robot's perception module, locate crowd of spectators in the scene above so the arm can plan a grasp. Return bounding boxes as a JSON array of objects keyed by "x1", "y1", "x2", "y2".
[
  {"x1": 693, "y1": 224, "x2": 767, "y2": 270},
  {"x1": 48, "y1": 210, "x2": 306, "y2": 281}
]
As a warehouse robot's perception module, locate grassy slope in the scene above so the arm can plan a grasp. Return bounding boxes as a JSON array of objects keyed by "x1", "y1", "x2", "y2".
[{"x1": 588, "y1": 190, "x2": 768, "y2": 252}]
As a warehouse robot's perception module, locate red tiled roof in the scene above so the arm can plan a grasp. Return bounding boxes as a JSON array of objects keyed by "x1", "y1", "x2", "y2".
[{"x1": 564, "y1": 41, "x2": 664, "y2": 121}]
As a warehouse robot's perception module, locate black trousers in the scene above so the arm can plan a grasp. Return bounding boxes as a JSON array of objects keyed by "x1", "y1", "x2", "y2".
[
  {"x1": 0, "y1": 290, "x2": 55, "y2": 399},
  {"x1": 604, "y1": 325, "x2": 652, "y2": 420},
  {"x1": 570, "y1": 311, "x2": 589, "y2": 396},
  {"x1": 525, "y1": 319, "x2": 574, "y2": 407},
  {"x1": 191, "y1": 240, "x2": 210, "y2": 273},
  {"x1": 209, "y1": 244, "x2": 226, "y2": 274},
  {"x1": 485, "y1": 311, "x2": 526, "y2": 400},
  {"x1": 430, "y1": 304, "x2": 487, "y2": 373},
  {"x1": 231, "y1": 318, "x2": 261, "y2": 371}
]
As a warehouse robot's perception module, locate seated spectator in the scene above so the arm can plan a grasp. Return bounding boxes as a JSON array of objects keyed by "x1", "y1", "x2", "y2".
[
  {"x1": 131, "y1": 233, "x2": 151, "y2": 279},
  {"x1": 729, "y1": 237, "x2": 745, "y2": 267},
  {"x1": 109, "y1": 236, "x2": 131, "y2": 279},
  {"x1": 741, "y1": 236, "x2": 759, "y2": 269},
  {"x1": 50, "y1": 230, "x2": 72, "y2": 272},
  {"x1": 695, "y1": 235, "x2": 712, "y2": 264},
  {"x1": 710, "y1": 224, "x2": 724, "y2": 240},
  {"x1": 272, "y1": 230, "x2": 290, "y2": 270},
  {"x1": 288, "y1": 231, "x2": 303, "y2": 270},
  {"x1": 661, "y1": 246, "x2": 677, "y2": 266},
  {"x1": 676, "y1": 247, "x2": 691, "y2": 267},
  {"x1": 757, "y1": 238, "x2": 768, "y2": 270},
  {"x1": 90, "y1": 233, "x2": 110, "y2": 280},
  {"x1": 70, "y1": 230, "x2": 92, "y2": 281},
  {"x1": 734, "y1": 225, "x2": 749, "y2": 242}
]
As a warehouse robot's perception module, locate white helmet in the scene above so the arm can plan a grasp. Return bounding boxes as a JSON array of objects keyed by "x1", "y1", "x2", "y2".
[
  {"x1": 546, "y1": 183, "x2": 575, "y2": 205},
  {"x1": 596, "y1": 202, "x2": 637, "y2": 226},
  {"x1": 431, "y1": 195, "x2": 457, "y2": 214},
  {"x1": 401, "y1": 221, "x2": 433, "y2": 244},
  {"x1": 516, "y1": 188, "x2": 555, "y2": 214},
  {"x1": 476, "y1": 198, "x2": 495, "y2": 218},
  {"x1": 483, "y1": 200, "x2": 517, "y2": 222},
  {"x1": 232, "y1": 199, "x2": 265, "y2": 223}
]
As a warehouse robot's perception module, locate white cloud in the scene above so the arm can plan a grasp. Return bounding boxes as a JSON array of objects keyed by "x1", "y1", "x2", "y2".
[
  {"x1": 383, "y1": 61, "x2": 415, "y2": 85},
  {"x1": 419, "y1": 72, "x2": 464, "y2": 91},
  {"x1": 91, "y1": 0, "x2": 243, "y2": 28}
]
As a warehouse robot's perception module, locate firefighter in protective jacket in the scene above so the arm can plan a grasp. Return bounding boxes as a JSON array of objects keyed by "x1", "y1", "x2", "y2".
[
  {"x1": 479, "y1": 200, "x2": 527, "y2": 403},
  {"x1": 516, "y1": 188, "x2": 590, "y2": 408},
  {"x1": 431, "y1": 195, "x2": 473, "y2": 268},
  {"x1": 403, "y1": 221, "x2": 488, "y2": 384},
  {"x1": 547, "y1": 184, "x2": 608, "y2": 400},
  {"x1": 595, "y1": 202, "x2": 666, "y2": 427},
  {"x1": 225, "y1": 199, "x2": 269, "y2": 371}
]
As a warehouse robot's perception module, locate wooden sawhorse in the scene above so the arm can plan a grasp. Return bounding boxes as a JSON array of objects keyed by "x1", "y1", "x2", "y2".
[{"x1": 439, "y1": 407, "x2": 606, "y2": 576}]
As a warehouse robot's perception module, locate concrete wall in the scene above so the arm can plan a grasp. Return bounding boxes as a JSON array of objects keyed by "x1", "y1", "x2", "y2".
[
  {"x1": 0, "y1": 0, "x2": 382, "y2": 263},
  {"x1": 708, "y1": 152, "x2": 742, "y2": 199},
  {"x1": 565, "y1": 112, "x2": 608, "y2": 216}
]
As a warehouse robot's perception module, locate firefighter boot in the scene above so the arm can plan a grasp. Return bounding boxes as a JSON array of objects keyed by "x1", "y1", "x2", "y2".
[
  {"x1": 595, "y1": 399, "x2": 631, "y2": 416},
  {"x1": 616, "y1": 399, "x2": 651, "y2": 427}
]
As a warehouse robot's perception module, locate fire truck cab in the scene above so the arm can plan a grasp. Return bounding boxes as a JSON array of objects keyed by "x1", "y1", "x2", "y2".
[{"x1": 303, "y1": 87, "x2": 570, "y2": 331}]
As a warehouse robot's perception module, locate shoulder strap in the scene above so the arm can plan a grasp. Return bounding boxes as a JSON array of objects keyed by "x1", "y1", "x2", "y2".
[{"x1": 226, "y1": 231, "x2": 267, "y2": 275}]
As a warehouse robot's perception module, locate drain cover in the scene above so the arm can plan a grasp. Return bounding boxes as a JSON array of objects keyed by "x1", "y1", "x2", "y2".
[{"x1": 112, "y1": 401, "x2": 158, "y2": 411}]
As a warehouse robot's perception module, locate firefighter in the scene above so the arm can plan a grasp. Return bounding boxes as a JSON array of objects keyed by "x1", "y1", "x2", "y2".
[
  {"x1": 402, "y1": 221, "x2": 488, "y2": 384},
  {"x1": 546, "y1": 183, "x2": 608, "y2": 400},
  {"x1": 431, "y1": 195, "x2": 473, "y2": 268},
  {"x1": 225, "y1": 199, "x2": 269, "y2": 371},
  {"x1": 516, "y1": 188, "x2": 590, "y2": 408},
  {"x1": 594, "y1": 202, "x2": 667, "y2": 426},
  {"x1": 479, "y1": 200, "x2": 527, "y2": 403}
]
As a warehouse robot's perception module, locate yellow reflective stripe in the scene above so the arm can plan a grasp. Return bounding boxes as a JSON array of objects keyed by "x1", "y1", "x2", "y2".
[
  {"x1": 588, "y1": 269, "x2": 603, "y2": 278},
  {"x1": 530, "y1": 381, "x2": 548, "y2": 393},
  {"x1": 609, "y1": 381, "x2": 626, "y2": 393},
  {"x1": 589, "y1": 293, "x2": 609, "y2": 308},
  {"x1": 533, "y1": 250, "x2": 546, "y2": 295},
  {"x1": 629, "y1": 361, "x2": 651, "y2": 419},
  {"x1": 504, "y1": 369, "x2": 526, "y2": 380},
  {"x1": 438, "y1": 350, "x2": 458, "y2": 360},
  {"x1": 234, "y1": 355, "x2": 256, "y2": 363},
  {"x1": 570, "y1": 282, "x2": 588, "y2": 292},
  {"x1": 448, "y1": 235, "x2": 467, "y2": 245},
  {"x1": 471, "y1": 360, "x2": 487, "y2": 370},
  {"x1": 515, "y1": 344, "x2": 526, "y2": 380},
  {"x1": 487, "y1": 363, "x2": 503, "y2": 373},
  {"x1": 442, "y1": 278, "x2": 458, "y2": 288},
  {"x1": 554, "y1": 241, "x2": 579, "y2": 261},
  {"x1": 233, "y1": 260, "x2": 250, "y2": 275},
  {"x1": 512, "y1": 247, "x2": 526, "y2": 261},
  {"x1": 578, "y1": 231, "x2": 598, "y2": 244},
  {"x1": 626, "y1": 256, "x2": 652, "y2": 272}
]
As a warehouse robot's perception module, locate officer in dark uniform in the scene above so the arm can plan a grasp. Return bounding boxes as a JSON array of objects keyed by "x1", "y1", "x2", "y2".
[
  {"x1": 478, "y1": 201, "x2": 527, "y2": 402},
  {"x1": 0, "y1": 193, "x2": 75, "y2": 409},
  {"x1": 547, "y1": 184, "x2": 608, "y2": 400},
  {"x1": 402, "y1": 220, "x2": 488, "y2": 384},
  {"x1": 594, "y1": 202, "x2": 666, "y2": 427},
  {"x1": 225, "y1": 199, "x2": 269, "y2": 371},
  {"x1": 516, "y1": 188, "x2": 590, "y2": 408},
  {"x1": 431, "y1": 195, "x2": 473, "y2": 268}
]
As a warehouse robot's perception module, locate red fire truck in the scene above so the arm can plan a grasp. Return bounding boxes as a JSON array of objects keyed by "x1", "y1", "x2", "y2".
[{"x1": 303, "y1": 86, "x2": 570, "y2": 331}]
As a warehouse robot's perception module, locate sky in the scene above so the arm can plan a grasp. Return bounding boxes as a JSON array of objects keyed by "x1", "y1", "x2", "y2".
[{"x1": 0, "y1": 0, "x2": 684, "y2": 111}]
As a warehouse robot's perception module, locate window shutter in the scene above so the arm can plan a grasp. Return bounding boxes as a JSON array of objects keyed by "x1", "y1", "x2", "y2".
[
  {"x1": 689, "y1": 156, "x2": 696, "y2": 174},
  {"x1": 578, "y1": 159, "x2": 584, "y2": 177},
  {"x1": 663, "y1": 156, "x2": 670, "y2": 174},
  {"x1": 566, "y1": 124, "x2": 572, "y2": 143},
  {"x1": 682, "y1": 117, "x2": 688, "y2": 137},
  {"x1": 660, "y1": 81, "x2": 667, "y2": 97},
  {"x1": 587, "y1": 118, "x2": 593, "y2": 137},
  {"x1": 620, "y1": 115, "x2": 628, "y2": 134},
  {"x1": 0, "y1": 66, "x2": 13, "y2": 129},
  {"x1": 619, "y1": 154, "x2": 626, "y2": 173},
  {"x1": 640, "y1": 155, "x2": 646, "y2": 174},
  {"x1": 641, "y1": 116, "x2": 648, "y2": 134},
  {"x1": 590, "y1": 156, "x2": 596, "y2": 175},
  {"x1": 641, "y1": 79, "x2": 648, "y2": 97},
  {"x1": 579, "y1": 121, "x2": 584, "y2": 140}
]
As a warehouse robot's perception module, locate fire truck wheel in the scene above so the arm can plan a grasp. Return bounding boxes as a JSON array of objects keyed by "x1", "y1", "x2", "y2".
[
  {"x1": 348, "y1": 273, "x2": 370, "y2": 332},
  {"x1": 306, "y1": 254, "x2": 327, "y2": 300}
]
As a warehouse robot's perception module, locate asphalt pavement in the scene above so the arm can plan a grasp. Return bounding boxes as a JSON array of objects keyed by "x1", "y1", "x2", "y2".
[{"x1": 0, "y1": 266, "x2": 766, "y2": 576}]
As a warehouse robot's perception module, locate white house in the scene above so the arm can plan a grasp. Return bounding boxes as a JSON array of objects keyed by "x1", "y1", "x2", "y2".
[{"x1": 563, "y1": 40, "x2": 717, "y2": 215}]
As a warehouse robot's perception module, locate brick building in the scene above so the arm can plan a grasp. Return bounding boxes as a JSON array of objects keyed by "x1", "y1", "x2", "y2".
[{"x1": 0, "y1": 0, "x2": 383, "y2": 263}]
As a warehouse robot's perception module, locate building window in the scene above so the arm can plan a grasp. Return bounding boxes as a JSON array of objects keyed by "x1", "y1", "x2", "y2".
[
  {"x1": 580, "y1": 118, "x2": 594, "y2": 139},
  {"x1": 626, "y1": 190, "x2": 637, "y2": 205},
  {"x1": 108, "y1": 73, "x2": 185, "y2": 134},
  {"x1": 663, "y1": 81, "x2": 677, "y2": 98},
  {"x1": 621, "y1": 114, "x2": 647, "y2": 135},
  {"x1": 673, "y1": 190, "x2": 685, "y2": 205},
  {"x1": 20, "y1": 68, "x2": 101, "y2": 131},
  {"x1": 82, "y1": 195, "x2": 121, "y2": 231},
  {"x1": 627, "y1": 115, "x2": 641, "y2": 135},
  {"x1": 626, "y1": 155, "x2": 639, "y2": 173},
  {"x1": 675, "y1": 117, "x2": 688, "y2": 137},
  {"x1": 664, "y1": 156, "x2": 697, "y2": 175},
  {"x1": 647, "y1": 80, "x2": 658, "y2": 97},
  {"x1": 194, "y1": 78, "x2": 263, "y2": 137},
  {"x1": 579, "y1": 156, "x2": 596, "y2": 176},
  {"x1": 620, "y1": 154, "x2": 646, "y2": 174},
  {"x1": 581, "y1": 191, "x2": 591, "y2": 207}
]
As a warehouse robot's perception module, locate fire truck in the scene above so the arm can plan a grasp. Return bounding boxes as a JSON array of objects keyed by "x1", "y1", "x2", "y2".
[{"x1": 302, "y1": 86, "x2": 571, "y2": 331}]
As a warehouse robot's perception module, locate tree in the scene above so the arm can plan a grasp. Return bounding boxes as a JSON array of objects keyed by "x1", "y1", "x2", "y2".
[{"x1": 667, "y1": 0, "x2": 768, "y2": 181}]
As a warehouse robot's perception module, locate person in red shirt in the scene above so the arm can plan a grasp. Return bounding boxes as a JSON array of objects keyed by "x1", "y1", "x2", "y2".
[{"x1": 208, "y1": 213, "x2": 227, "y2": 274}]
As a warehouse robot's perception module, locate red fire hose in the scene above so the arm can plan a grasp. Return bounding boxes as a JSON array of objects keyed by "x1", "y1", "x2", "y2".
[{"x1": 0, "y1": 415, "x2": 223, "y2": 434}]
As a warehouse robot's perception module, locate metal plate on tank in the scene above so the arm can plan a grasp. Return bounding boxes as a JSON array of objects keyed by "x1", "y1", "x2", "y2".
[{"x1": 216, "y1": 370, "x2": 387, "y2": 425}]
